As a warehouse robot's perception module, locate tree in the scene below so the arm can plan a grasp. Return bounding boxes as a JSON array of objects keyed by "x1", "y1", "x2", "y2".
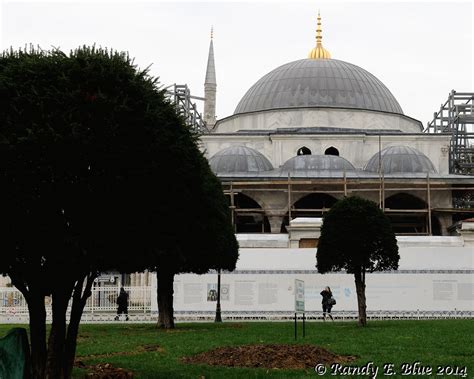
[
  {"x1": 316, "y1": 196, "x2": 399, "y2": 326},
  {"x1": 155, "y1": 154, "x2": 239, "y2": 328},
  {"x1": 0, "y1": 46, "x2": 237, "y2": 377}
]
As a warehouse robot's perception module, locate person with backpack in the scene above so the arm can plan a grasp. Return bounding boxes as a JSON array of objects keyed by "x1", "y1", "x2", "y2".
[
  {"x1": 320, "y1": 286, "x2": 335, "y2": 321},
  {"x1": 115, "y1": 287, "x2": 129, "y2": 321}
]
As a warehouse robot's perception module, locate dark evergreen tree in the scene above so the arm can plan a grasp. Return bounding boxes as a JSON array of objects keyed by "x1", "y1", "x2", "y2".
[
  {"x1": 0, "y1": 46, "x2": 237, "y2": 378},
  {"x1": 316, "y1": 196, "x2": 399, "y2": 326},
  {"x1": 155, "y1": 154, "x2": 238, "y2": 328}
]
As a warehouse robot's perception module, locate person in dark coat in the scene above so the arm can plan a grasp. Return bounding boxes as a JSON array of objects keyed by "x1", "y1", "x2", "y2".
[
  {"x1": 115, "y1": 287, "x2": 129, "y2": 321},
  {"x1": 320, "y1": 286, "x2": 334, "y2": 321}
]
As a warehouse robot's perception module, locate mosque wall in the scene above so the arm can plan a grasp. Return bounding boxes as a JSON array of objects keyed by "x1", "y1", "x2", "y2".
[
  {"x1": 202, "y1": 133, "x2": 451, "y2": 174},
  {"x1": 150, "y1": 243, "x2": 474, "y2": 313},
  {"x1": 214, "y1": 108, "x2": 423, "y2": 134},
  {"x1": 152, "y1": 272, "x2": 473, "y2": 313}
]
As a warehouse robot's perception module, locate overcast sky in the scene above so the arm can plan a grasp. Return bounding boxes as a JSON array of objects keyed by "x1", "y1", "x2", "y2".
[{"x1": 1, "y1": 1, "x2": 472, "y2": 126}]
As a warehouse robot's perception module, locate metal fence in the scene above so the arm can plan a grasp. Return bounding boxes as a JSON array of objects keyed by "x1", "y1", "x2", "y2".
[
  {"x1": 0, "y1": 288, "x2": 28, "y2": 317},
  {"x1": 85, "y1": 286, "x2": 152, "y2": 313},
  {"x1": 172, "y1": 310, "x2": 474, "y2": 322},
  {"x1": 0, "y1": 286, "x2": 152, "y2": 320},
  {"x1": 1, "y1": 286, "x2": 472, "y2": 322}
]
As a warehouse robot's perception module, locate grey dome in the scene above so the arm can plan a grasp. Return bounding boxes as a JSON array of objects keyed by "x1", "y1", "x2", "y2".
[
  {"x1": 365, "y1": 146, "x2": 437, "y2": 174},
  {"x1": 235, "y1": 59, "x2": 403, "y2": 115},
  {"x1": 281, "y1": 155, "x2": 355, "y2": 171},
  {"x1": 209, "y1": 146, "x2": 273, "y2": 174}
]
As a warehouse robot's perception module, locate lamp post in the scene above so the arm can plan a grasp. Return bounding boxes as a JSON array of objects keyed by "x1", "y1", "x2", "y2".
[
  {"x1": 215, "y1": 268, "x2": 222, "y2": 322},
  {"x1": 215, "y1": 182, "x2": 235, "y2": 323}
]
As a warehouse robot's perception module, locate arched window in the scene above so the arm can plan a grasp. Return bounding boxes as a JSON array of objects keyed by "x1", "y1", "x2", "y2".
[
  {"x1": 385, "y1": 193, "x2": 441, "y2": 235},
  {"x1": 229, "y1": 193, "x2": 271, "y2": 233},
  {"x1": 297, "y1": 146, "x2": 311, "y2": 156},
  {"x1": 281, "y1": 193, "x2": 338, "y2": 233},
  {"x1": 324, "y1": 146, "x2": 339, "y2": 156}
]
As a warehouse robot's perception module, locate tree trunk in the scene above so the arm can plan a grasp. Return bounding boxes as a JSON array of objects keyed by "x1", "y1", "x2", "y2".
[
  {"x1": 46, "y1": 290, "x2": 69, "y2": 379},
  {"x1": 354, "y1": 269, "x2": 367, "y2": 326},
  {"x1": 27, "y1": 291, "x2": 47, "y2": 379},
  {"x1": 64, "y1": 274, "x2": 95, "y2": 379},
  {"x1": 157, "y1": 268, "x2": 175, "y2": 329}
]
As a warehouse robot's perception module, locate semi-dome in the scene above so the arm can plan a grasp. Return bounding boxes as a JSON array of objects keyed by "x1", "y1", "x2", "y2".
[
  {"x1": 234, "y1": 59, "x2": 403, "y2": 115},
  {"x1": 209, "y1": 146, "x2": 273, "y2": 174},
  {"x1": 281, "y1": 154, "x2": 356, "y2": 172},
  {"x1": 365, "y1": 146, "x2": 437, "y2": 174}
]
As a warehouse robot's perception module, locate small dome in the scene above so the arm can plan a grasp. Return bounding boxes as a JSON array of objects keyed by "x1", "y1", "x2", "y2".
[
  {"x1": 209, "y1": 146, "x2": 273, "y2": 174},
  {"x1": 281, "y1": 155, "x2": 355, "y2": 171},
  {"x1": 365, "y1": 146, "x2": 437, "y2": 174}
]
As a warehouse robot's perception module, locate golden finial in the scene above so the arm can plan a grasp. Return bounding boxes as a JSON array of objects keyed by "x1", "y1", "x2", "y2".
[
  {"x1": 211, "y1": 26, "x2": 214, "y2": 40},
  {"x1": 308, "y1": 11, "x2": 331, "y2": 59},
  {"x1": 316, "y1": 11, "x2": 322, "y2": 44}
]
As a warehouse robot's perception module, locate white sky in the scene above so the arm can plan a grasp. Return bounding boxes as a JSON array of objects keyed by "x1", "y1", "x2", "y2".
[{"x1": 1, "y1": 1, "x2": 473, "y2": 126}]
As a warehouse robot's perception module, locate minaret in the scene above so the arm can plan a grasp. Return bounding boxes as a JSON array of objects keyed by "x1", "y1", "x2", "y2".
[
  {"x1": 308, "y1": 11, "x2": 331, "y2": 59},
  {"x1": 204, "y1": 27, "x2": 217, "y2": 128}
]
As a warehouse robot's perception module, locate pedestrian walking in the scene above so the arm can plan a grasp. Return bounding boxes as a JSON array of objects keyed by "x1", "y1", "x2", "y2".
[
  {"x1": 320, "y1": 286, "x2": 335, "y2": 321},
  {"x1": 115, "y1": 287, "x2": 129, "y2": 321}
]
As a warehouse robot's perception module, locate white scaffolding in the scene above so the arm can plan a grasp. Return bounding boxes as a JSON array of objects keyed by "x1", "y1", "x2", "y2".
[
  {"x1": 165, "y1": 84, "x2": 209, "y2": 133},
  {"x1": 425, "y1": 90, "x2": 474, "y2": 175}
]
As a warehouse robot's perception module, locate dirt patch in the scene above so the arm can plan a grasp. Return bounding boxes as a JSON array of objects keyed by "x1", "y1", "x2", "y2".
[
  {"x1": 182, "y1": 344, "x2": 356, "y2": 370},
  {"x1": 74, "y1": 344, "x2": 163, "y2": 377},
  {"x1": 79, "y1": 362, "x2": 133, "y2": 378},
  {"x1": 140, "y1": 344, "x2": 164, "y2": 353}
]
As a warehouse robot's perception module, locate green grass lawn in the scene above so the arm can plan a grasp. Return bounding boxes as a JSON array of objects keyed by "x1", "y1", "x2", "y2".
[{"x1": 1, "y1": 320, "x2": 473, "y2": 378}]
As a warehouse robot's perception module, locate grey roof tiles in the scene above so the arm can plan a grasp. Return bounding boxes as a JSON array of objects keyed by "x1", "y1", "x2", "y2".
[
  {"x1": 365, "y1": 146, "x2": 437, "y2": 174},
  {"x1": 234, "y1": 59, "x2": 403, "y2": 115},
  {"x1": 209, "y1": 146, "x2": 273, "y2": 174}
]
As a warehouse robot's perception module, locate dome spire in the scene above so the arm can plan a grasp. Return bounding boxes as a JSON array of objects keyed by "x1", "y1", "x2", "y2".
[
  {"x1": 316, "y1": 10, "x2": 322, "y2": 44},
  {"x1": 308, "y1": 11, "x2": 331, "y2": 59}
]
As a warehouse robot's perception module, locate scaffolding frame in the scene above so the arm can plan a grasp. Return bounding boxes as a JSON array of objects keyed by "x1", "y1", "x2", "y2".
[
  {"x1": 165, "y1": 84, "x2": 209, "y2": 133},
  {"x1": 425, "y1": 90, "x2": 474, "y2": 175},
  {"x1": 223, "y1": 177, "x2": 474, "y2": 236}
]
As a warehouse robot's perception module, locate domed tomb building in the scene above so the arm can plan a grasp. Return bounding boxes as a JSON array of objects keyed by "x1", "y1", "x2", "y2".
[
  {"x1": 81, "y1": 13, "x2": 474, "y2": 317},
  {"x1": 200, "y1": 14, "x2": 473, "y2": 238}
]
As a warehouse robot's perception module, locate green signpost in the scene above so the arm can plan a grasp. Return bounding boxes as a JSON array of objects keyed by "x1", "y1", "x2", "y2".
[{"x1": 294, "y1": 279, "x2": 305, "y2": 339}]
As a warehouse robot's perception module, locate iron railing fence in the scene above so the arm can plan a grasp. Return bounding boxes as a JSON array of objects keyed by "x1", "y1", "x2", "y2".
[
  {"x1": 0, "y1": 287, "x2": 472, "y2": 322},
  {"x1": 0, "y1": 286, "x2": 152, "y2": 319}
]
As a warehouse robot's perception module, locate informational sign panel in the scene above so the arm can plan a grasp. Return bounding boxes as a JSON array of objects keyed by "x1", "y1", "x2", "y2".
[
  {"x1": 295, "y1": 279, "x2": 305, "y2": 312},
  {"x1": 151, "y1": 272, "x2": 473, "y2": 313}
]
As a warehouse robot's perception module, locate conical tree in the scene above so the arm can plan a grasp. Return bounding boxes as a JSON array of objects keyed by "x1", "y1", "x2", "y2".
[
  {"x1": 316, "y1": 196, "x2": 399, "y2": 326},
  {"x1": 155, "y1": 154, "x2": 238, "y2": 328},
  {"x1": 0, "y1": 46, "x2": 237, "y2": 378}
]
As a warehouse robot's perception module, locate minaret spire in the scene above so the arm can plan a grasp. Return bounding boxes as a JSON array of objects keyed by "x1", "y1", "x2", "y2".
[
  {"x1": 308, "y1": 11, "x2": 331, "y2": 59},
  {"x1": 204, "y1": 26, "x2": 217, "y2": 128}
]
